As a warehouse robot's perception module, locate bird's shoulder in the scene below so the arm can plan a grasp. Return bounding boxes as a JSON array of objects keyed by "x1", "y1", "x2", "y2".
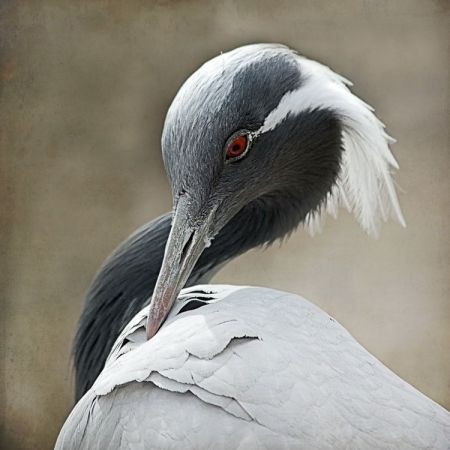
[{"x1": 57, "y1": 285, "x2": 450, "y2": 450}]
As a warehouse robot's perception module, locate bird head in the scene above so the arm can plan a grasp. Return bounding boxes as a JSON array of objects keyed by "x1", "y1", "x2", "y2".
[{"x1": 146, "y1": 44, "x2": 405, "y2": 338}]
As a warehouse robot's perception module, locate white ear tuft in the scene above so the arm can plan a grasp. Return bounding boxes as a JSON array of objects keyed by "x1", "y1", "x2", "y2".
[{"x1": 283, "y1": 55, "x2": 405, "y2": 237}]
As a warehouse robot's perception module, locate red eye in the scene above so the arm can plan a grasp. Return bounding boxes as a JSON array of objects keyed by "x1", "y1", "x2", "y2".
[{"x1": 226, "y1": 134, "x2": 249, "y2": 161}]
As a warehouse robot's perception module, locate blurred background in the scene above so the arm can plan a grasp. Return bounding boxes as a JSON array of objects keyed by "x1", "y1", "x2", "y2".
[{"x1": 1, "y1": 1, "x2": 449, "y2": 449}]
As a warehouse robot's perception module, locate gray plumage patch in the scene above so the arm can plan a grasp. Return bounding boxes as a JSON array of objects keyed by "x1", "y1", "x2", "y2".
[{"x1": 162, "y1": 48, "x2": 302, "y2": 220}]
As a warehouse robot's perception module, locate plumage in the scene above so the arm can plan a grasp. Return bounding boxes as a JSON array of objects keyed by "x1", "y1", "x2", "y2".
[
  {"x1": 59, "y1": 43, "x2": 449, "y2": 450},
  {"x1": 74, "y1": 44, "x2": 405, "y2": 398},
  {"x1": 58, "y1": 286, "x2": 450, "y2": 449}
]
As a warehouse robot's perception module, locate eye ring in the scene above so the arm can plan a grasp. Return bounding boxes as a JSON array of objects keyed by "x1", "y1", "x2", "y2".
[{"x1": 224, "y1": 130, "x2": 254, "y2": 163}]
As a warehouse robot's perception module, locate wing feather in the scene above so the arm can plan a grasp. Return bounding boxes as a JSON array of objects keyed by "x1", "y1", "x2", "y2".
[{"x1": 56, "y1": 286, "x2": 450, "y2": 450}]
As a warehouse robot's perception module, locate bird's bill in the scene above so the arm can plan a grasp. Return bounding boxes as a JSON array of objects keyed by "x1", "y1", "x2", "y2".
[{"x1": 146, "y1": 198, "x2": 214, "y2": 339}]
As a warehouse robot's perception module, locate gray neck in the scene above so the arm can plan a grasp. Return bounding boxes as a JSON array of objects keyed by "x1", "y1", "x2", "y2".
[{"x1": 73, "y1": 193, "x2": 311, "y2": 400}]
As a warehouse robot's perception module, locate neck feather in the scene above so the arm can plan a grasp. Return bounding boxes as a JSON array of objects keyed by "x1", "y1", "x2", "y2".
[{"x1": 73, "y1": 195, "x2": 306, "y2": 399}]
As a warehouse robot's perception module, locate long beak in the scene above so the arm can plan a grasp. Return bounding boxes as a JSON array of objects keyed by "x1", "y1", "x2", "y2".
[{"x1": 146, "y1": 198, "x2": 214, "y2": 339}]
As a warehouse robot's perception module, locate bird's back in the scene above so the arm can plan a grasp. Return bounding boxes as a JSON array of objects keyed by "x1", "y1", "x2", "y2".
[{"x1": 57, "y1": 286, "x2": 450, "y2": 450}]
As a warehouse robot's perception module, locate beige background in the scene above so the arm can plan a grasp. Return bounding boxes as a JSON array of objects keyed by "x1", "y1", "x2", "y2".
[{"x1": 1, "y1": 1, "x2": 449, "y2": 449}]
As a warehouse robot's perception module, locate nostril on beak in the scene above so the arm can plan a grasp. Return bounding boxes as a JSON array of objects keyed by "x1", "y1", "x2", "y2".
[{"x1": 180, "y1": 230, "x2": 195, "y2": 262}]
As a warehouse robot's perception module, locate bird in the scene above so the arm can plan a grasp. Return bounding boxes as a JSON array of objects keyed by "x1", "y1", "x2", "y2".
[{"x1": 59, "y1": 43, "x2": 450, "y2": 448}]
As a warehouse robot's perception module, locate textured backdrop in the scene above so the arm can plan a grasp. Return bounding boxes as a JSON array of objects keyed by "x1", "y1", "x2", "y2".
[{"x1": 1, "y1": 1, "x2": 449, "y2": 449}]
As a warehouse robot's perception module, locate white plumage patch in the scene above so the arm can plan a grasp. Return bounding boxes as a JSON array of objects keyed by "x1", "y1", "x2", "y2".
[
  {"x1": 257, "y1": 49, "x2": 406, "y2": 237},
  {"x1": 57, "y1": 285, "x2": 450, "y2": 450}
]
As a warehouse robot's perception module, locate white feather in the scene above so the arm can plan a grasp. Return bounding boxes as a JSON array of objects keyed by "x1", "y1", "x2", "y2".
[
  {"x1": 56, "y1": 285, "x2": 450, "y2": 450},
  {"x1": 258, "y1": 51, "x2": 406, "y2": 237}
]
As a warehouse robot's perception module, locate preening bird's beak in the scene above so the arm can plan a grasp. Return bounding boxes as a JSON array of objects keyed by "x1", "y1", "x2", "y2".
[{"x1": 146, "y1": 197, "x2": 214, "y2": 339}]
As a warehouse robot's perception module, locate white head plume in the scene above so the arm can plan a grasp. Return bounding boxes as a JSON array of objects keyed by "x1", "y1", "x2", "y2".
[{"x1": 256, "y1": 48, "x2": 405, "y2": 237}]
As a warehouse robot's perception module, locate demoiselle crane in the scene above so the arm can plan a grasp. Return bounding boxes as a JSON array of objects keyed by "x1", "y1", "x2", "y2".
[{"x1": 58, "y1": 44, "x2": 450, "y2": 448}]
